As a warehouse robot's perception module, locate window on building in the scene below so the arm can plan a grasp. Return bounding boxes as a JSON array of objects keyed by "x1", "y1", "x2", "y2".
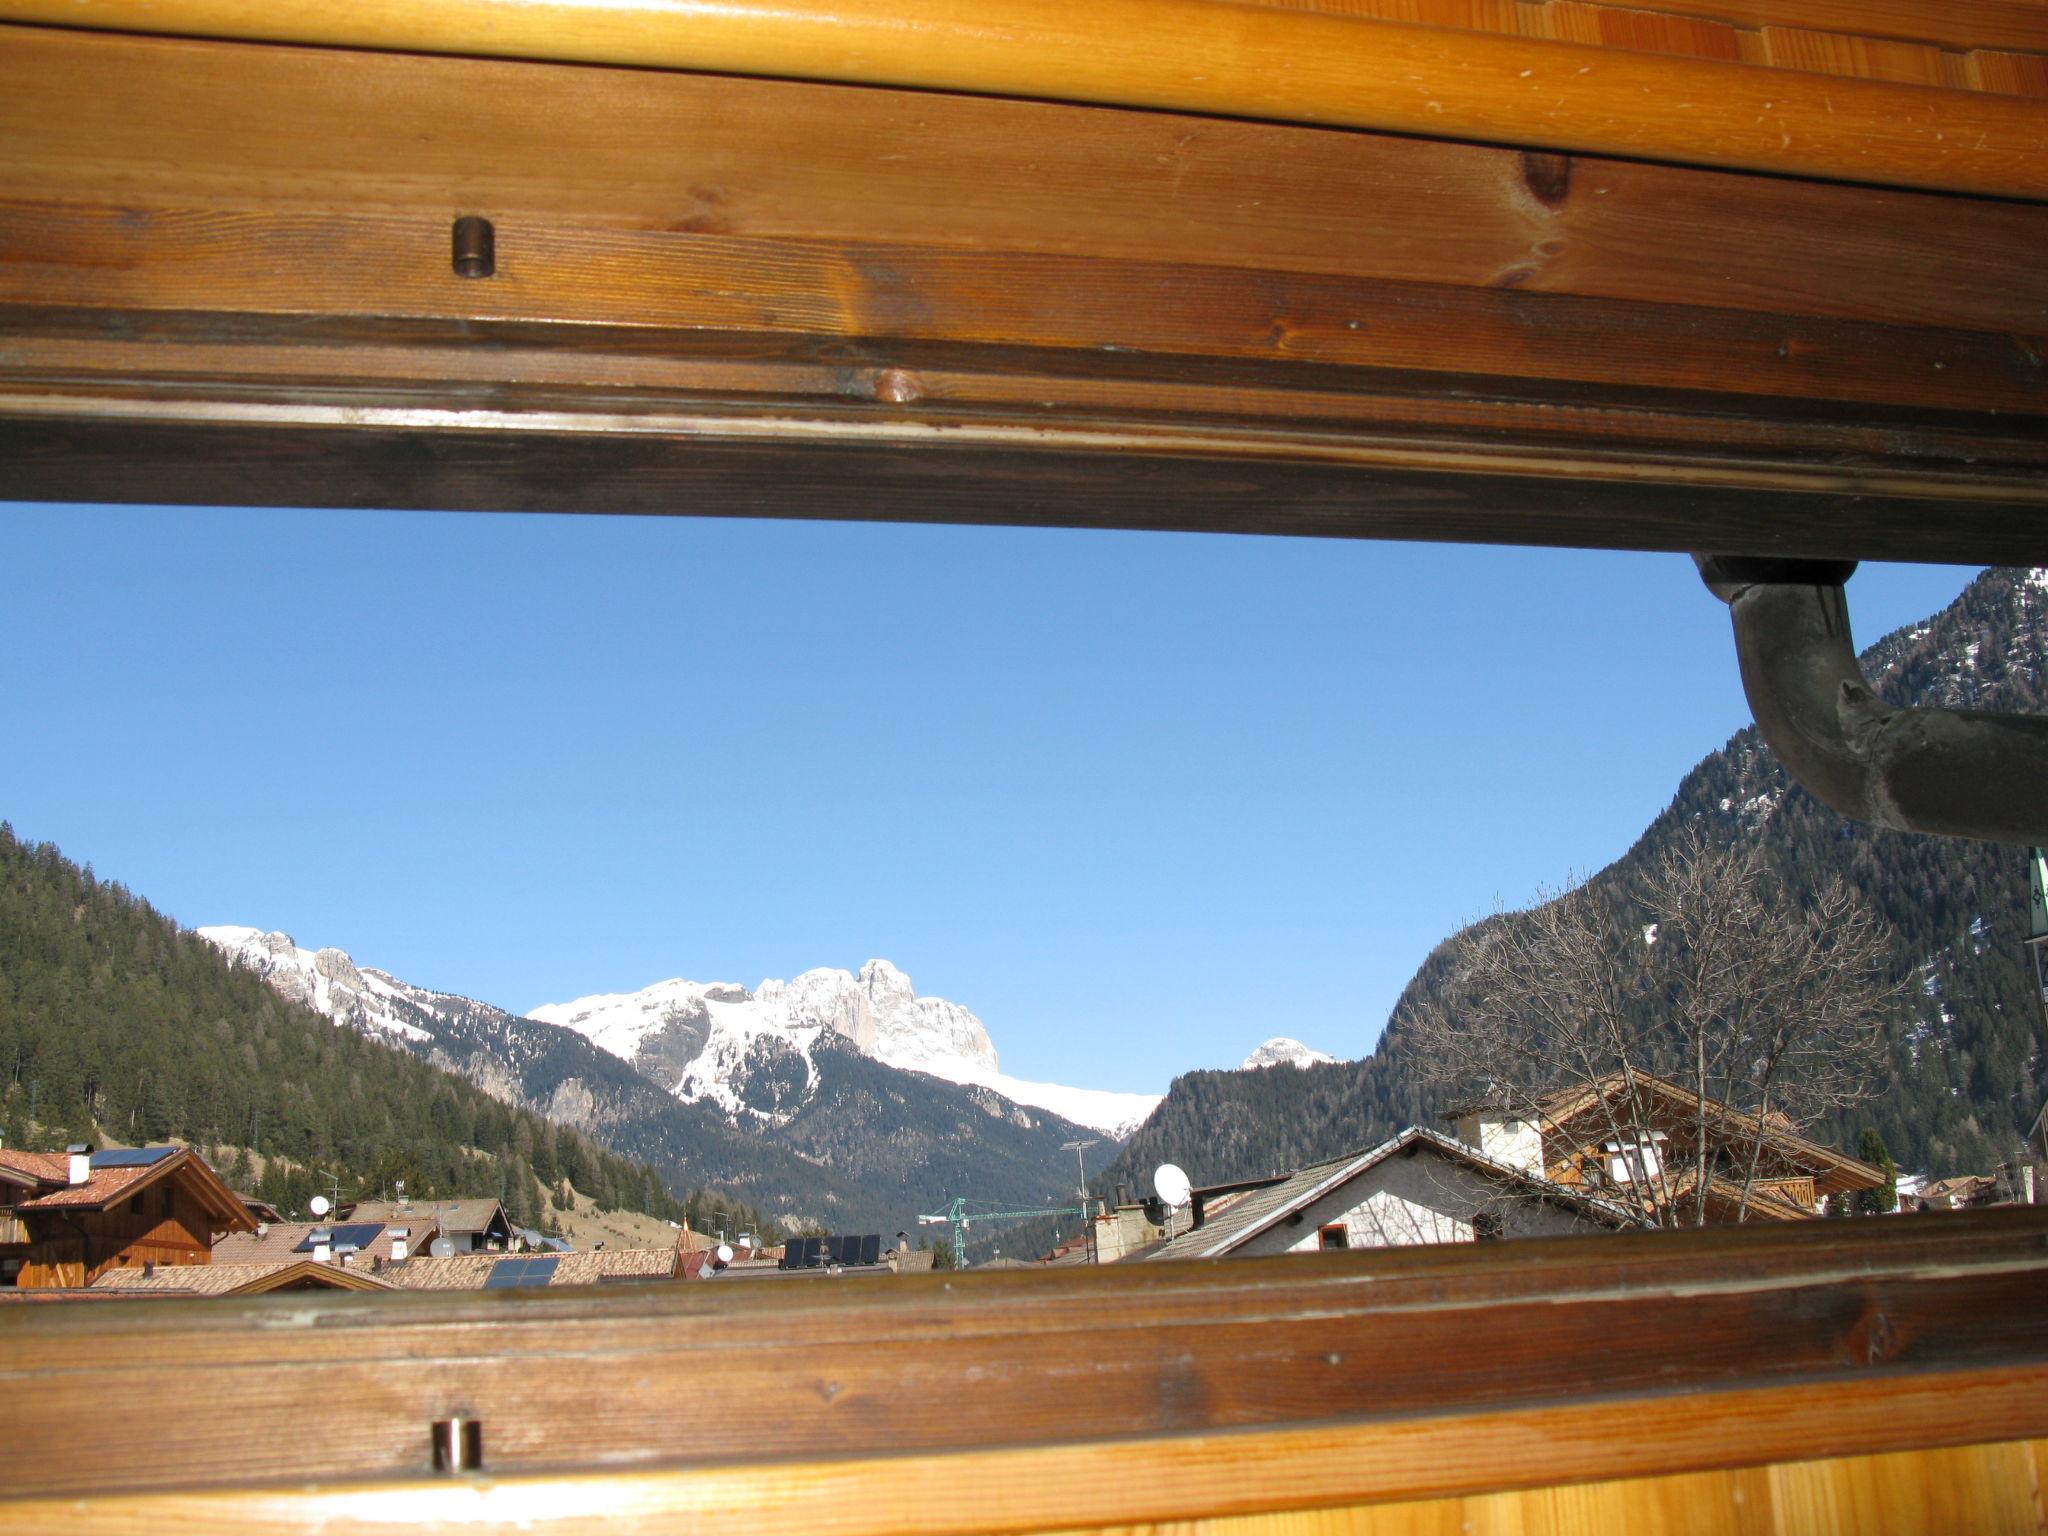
[
  {"x1": 160, "y1": 1188, "x2": 174, "y2": 1218},
  {"x1": 1318, "y1": 1224, "x2": 1349, "y2": 1250},
  {"x1": 130, "y1": 1195, "x2": 144, "y2": 1215}
]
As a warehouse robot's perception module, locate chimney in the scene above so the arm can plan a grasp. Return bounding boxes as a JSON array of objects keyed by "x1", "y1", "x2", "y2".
[
  {"x1": 142, "y1": 1261, "x2": 155, "y2": 1279},
  {"x1": 390, "y1": 1234, "x2": 409, "y2": 1263},
  {"x1": 66, "y1": 1144, "x2": 92, "y2": 1186},
  {"x1": 311, "y1": 1228, "x2": 332, "y2": 1263}
]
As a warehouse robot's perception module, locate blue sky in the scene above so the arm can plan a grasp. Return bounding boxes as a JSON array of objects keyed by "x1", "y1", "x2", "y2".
[{"x1": 0, "y1": 500, "x2": 1979, "y2": 1093}]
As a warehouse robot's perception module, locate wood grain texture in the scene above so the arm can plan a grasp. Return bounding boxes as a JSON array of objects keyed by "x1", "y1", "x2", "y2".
[
  {"x1": 0, "y1": 1379, "x2": 2042, "y2": 1533},
  {"x1": 1, "y1": 1, "x2": 2044, "y2": 197},
  {"x1": 3, "y1": 1210, "x2": 2047, "y2": 1505},
  {"x1": 3, "y1": 203, "x2": 2037, "y2": 417},
  {"x1": 1246, "y1": 0, "x2": 2048, "y2": 56},
  {"x1": 5, "y1": 26, "x2": 2042, "y2": 336}
]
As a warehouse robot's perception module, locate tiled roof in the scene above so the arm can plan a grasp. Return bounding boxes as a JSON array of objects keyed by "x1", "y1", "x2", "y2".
[
  {"x1": 215, "y1": 1219, "x2": 436, "y2": 1266},
  {"x1": 382, "y1": 1247, "x2": 680, "y2": 1289},
  {"x1": 0, "y1": 1150, "x2": 70, "y2": 1184},
  {"x1": 345, "y1": 1199, "x2": 507, "y2": 1234},
  {"x1": 89, "y1": 1260, "x2": 397, "y2": 1295},
  {"x1": 0, "y1": 1146, "x2": 257, "y2": 1228},
  {"x1": 1149, "y1": 1127, "x2": 1632, "y2": 1261},
  {"x1": 12, "y1": 1163, "x2": 158, "y2": 1209}
]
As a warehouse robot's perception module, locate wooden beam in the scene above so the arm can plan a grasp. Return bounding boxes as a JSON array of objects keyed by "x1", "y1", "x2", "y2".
[
  {"x1": 1, "y1": 0, "x2": 2045, "y2": 198},
  {"x1": 4, "y1": 25, "x2": 2044, "y2": 335},
  {"x1": 3, "y1": 1380, "x2": 2046, "y2": 1534},
  {"x1": 3, "y1": 1210, "x2": 2046, "y2": 1505},
  {"x1": 0, "y1": 28, "x2": 2040, "y2": 557}
]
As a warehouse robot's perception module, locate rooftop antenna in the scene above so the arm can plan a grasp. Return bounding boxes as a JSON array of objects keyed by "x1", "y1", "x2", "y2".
[
  {"x1": 1153, "y1": 1163, "x2": 1192, "y2": 1243},
  {"x1": 1061, "y1": 1137, "x2": 1099, "y2": 1261}
]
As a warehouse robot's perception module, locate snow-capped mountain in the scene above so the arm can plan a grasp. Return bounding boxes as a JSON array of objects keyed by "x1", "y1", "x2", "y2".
[
  {"x1": 197, "y1": 928, "x2": 1138, "y2": 1229},
  {"x1": 528, "y1": 960, "x2": 1160, "y2": 1139},
  {"x1": 1240, "y1": 1037, "x2": 1338, "y2": 1071}
]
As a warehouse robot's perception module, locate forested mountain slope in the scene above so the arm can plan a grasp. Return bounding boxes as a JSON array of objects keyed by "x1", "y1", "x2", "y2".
[
  {"x1": 0, "y1": 823, "x2": 775, "y2": 1237},
  {"x1": 1103, "y1": 567, "x2": 2048, "y2": 1197}
]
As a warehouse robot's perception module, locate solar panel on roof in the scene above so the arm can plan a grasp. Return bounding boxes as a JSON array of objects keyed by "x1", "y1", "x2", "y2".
[
  {"x1": 483, "y1": 1256, "x2": 560, "y2": 1289},
  {"x1": 859, "y1": 1234, "x2": 881, "y2": 1266},
  {"x1": 294, "y1": 1222, "x2": 385, "y2": 1253},
  {"x1": 90, "y1": 1147, "x2": 176, "y2": 1168}
]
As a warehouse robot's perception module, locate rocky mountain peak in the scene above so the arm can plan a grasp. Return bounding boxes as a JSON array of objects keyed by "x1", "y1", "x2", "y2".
[{"x1": 1240, "y1": 1037, "x2": 1338, "y2": 1071}]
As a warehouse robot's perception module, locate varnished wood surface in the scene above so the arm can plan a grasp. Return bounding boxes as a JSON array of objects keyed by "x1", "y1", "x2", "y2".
[
  {"x1": 1, "y1": 0, "x2": 2044, "y2": 197},
  {"x1": 0, "y1": 1370, "x2": 2042, "y2": 1532},
  {"x1": 3, "y1": 204, "x2": 2038, "y2": 416},
  {"x1": 1238, "y1": 0, "x2": 2048, "y2": 90},
  {"x1": 3, "y1": 1211, "x2": 2047, "y2": 1505},
  {"x1": 1, "y1": 26, "x2": 2041, "y2": 558},
  {"x1": 5, "y1": 26, "x2": 2041, "y2": 336}
]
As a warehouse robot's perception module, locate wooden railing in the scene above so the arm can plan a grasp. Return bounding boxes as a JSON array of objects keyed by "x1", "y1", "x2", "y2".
[{"x1": 2, "y1": 1209, "x2": 2046, "y2": 1531}]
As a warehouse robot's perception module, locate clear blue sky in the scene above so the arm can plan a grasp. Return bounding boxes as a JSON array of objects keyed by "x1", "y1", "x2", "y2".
[{"x1": 0, "y1": 500, "x2": 1979, "y2": 1094}]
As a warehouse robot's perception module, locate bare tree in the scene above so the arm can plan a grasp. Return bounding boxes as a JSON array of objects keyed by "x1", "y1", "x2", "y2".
[{"x1": 1403, "y1": 828, "x2": 1901, "y2": 1227}]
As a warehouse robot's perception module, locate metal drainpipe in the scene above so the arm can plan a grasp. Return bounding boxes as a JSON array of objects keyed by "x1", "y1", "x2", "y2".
[{"x1": 1695, "y1": 556, "x2": 2048, "y2": 844}]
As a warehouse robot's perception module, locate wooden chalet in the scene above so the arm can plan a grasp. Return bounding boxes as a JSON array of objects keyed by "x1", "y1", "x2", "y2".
[
  {"x1": 1451, "y1": 1073, "x2": 1888, "y2": 1222},
  {"x1": 2, "y1": 0, "x2": 2046, "y2": 1528},
  {"x1": 0, "y1": 1145, "x2": 257, "y2": 1289}
]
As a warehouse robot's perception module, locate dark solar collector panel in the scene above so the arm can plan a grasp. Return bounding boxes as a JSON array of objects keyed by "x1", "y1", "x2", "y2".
[
  {"x1": 90, "y1": 1147, "x2": 177, "y2": 1168},
  {"x1": 294, "y1": 1222, "x2": 386, "y2": 1252},
  {"x1": 483, "y1": 1257, "x2": 561, "y2": 1289},
  {"x1": 860, "y1": 1234, "x2": 881, "y2": 1266}
]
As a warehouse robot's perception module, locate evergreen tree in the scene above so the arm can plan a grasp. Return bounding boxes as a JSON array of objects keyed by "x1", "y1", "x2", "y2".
[{"x1": 1854, "y1": 1128, "x2": 1900, "y2": 1214}]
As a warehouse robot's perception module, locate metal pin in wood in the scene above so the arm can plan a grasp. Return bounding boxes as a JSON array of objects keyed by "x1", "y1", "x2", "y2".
[
  {"x1": 432, "y1": 1417, "x2": 482, "y2": 1472},
  {"x1": 451, "y1": 216, "x2": 495, "y2": 279}
]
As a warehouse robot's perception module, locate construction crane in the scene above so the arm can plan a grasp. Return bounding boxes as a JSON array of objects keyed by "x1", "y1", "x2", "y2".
[{"x1": 916, "y1": 1196, "x2": 1084, "y2": 1267}]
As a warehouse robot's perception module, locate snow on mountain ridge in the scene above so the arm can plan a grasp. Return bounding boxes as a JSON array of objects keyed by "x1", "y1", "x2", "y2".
[
  {"x1": 201, "y1": 926, "x2": 1159, "y2": 1140},
  {"x1": 1240, "y1": 1037, "x2": 1338, "y2": 1071},
  {"x1": 530, "y1": 960, "x2": 1159, "y2": 1138},
  {"x1": 198, "y1": 926, "x2": 438, "y2": 1043}
]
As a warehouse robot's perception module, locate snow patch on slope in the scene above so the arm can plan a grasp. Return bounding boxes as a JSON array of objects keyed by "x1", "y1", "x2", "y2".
[
  {"x1": 198, "y1": 926, "x2": 434, "y2": 1043},
  {"x1": 1240, "y1": 1037, "x2": 1338, "y2": 1071}
]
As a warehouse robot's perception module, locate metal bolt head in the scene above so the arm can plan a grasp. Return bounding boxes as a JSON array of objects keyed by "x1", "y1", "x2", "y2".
[{"x1": 452, "y1": 217, "x2": 495, "y2": 279}]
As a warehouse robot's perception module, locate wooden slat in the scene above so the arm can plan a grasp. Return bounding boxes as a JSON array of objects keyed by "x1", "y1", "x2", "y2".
[
  {"x1": 1760, "y1": 25, "x2": 1951, "y2": 85},
  {"x1": 7, "y1": 401, "x2": 2043, "y2": 564},
  {"x1": 2, "y1": 204, "x2": 2035, "y2": 416},
  {"x1": 1, "y1": 1, "x2": 2044, "y2": 198},
  {"x1": 3, "y1": 1210, "x2": 2047, "y2": 1503},
  {"x1": 4, "y1": 26, "x2": 2041, "y2": 336},
  {"x1": 0, "y1": 1372, "x2": 2044, "y2": 1533},
  {"x1": 1252, "y1": 0, "x2": 2048, "y2": 56}
]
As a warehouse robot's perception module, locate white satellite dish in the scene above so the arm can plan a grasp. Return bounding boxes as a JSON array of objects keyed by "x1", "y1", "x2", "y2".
[
  {"x1": 430, "y1": 1237, "x2": 456, "y2": 1258},
  {"x1": 1153, "y1": 1163, "x2": 1192, "y2": 1208},
  {"x1": 715, "y1": 1243, "x2": 734, "y2": 1267},
  {"x1": 308, "y1": 1194, "x2": 331, "y2": 1218}
]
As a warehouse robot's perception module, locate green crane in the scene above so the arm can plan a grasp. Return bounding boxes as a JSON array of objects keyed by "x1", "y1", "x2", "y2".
[{"x1": 916, "y1": 1196, "x2": 1084, "y2": 1267}]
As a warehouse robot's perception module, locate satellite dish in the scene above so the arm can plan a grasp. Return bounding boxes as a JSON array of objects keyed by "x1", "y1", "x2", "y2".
[
  {"x1": 308, "y1": 1195, "x2": 331, "y2": 1218},
  {"x1": 1153, "y1": 1163, "x2": 1192, "y2": 1208},
  {"x1": 430, "y1": 1237, "x2": 456, "y2": 1258},
  {"x1": 715, "y1": 1243, "x2": 734, "y2": 1266}
]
